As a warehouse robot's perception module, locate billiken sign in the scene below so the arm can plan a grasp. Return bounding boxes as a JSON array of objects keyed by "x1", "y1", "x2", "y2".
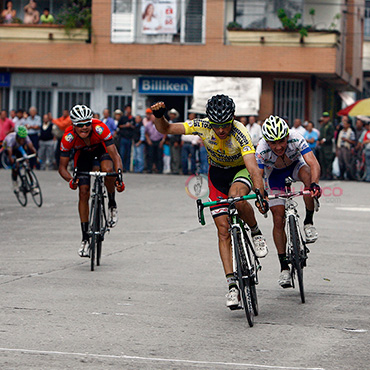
[{"x1": 138, "y1": 77, "x2": 194, "y2": 96}]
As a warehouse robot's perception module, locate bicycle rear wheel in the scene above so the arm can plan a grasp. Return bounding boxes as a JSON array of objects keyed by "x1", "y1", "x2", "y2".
[
  {"x1": 289, "y1": 215, "x2": 305, "y2": 303},
  {"x1": 14, "y1": 177, "x2": 27, "y2": 207},
  {"x1": 232, "y1": 227, "x2": 254, "y2": 327},
  {"x1": 26, "y1": 169, "x2": 42, "y2": 207},
  {"x1": 90, "y1": 198, "x2": 101, "y2": 271}
]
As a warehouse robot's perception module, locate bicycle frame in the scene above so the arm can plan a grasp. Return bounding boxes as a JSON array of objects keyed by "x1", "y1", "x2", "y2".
[
  {"x1": 268, "y1": 177, "x2": 318, "y2": 303},
  {"x1": 197, "y1": 193, "x2": 262, "y2": 326},
  {"x1": 74, "y1": 170, "x2": 118, "y2": 271}
]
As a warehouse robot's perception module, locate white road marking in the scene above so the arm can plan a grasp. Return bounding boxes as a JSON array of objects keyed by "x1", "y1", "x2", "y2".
[
  {"x1": 0, "y1": 347, "x2": 325, "y2": 370},
  {"x1": 335, "y1": 207, "x2": 370, "y2": 212}
]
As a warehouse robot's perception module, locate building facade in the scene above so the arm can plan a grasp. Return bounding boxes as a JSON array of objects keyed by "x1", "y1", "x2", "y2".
[{"x1": 0, "y1": 0, "x2": 364, "y2": 124}]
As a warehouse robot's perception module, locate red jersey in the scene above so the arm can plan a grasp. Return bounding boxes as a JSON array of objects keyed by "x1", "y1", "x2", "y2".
[{"x1": 60, "y1": 119, "x2": 114, "y2": 162}]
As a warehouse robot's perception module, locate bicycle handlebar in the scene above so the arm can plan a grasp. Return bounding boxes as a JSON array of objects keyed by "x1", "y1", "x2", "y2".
[
  {"x1": 197, "y1": 193, "x2": 258, "y2": 226},
  {"x1": 75, "y1": 171, "x2": 120, "y2": 177},
  {"x1": 15, "y1": 153, "x2": 36, "y2": 163},
  {"x1": 197, "y1": 189, "x2": 319, "y2": 225}
]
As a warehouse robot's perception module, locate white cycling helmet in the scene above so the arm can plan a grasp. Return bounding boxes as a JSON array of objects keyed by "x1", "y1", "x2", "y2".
[
  {"x1": 262, "y1": 115, "x2": 289, "y2": 141},
  {"x1": 69, "y1": 104, "x2": 93, "y2": 125}
]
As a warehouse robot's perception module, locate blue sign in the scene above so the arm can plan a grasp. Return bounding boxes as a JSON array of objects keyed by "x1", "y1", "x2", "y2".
[
  {"x1": 139, "y1": 77, "x2": 193, "y2": 96},
  {"x1": 0, "y1": 72, "x2": 10, "y2": 87}
]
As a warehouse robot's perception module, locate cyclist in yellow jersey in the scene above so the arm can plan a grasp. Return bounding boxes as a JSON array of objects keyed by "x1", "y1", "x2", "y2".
[{"x1": 151, "y1": 95, "x2": 269, "y2": 310}]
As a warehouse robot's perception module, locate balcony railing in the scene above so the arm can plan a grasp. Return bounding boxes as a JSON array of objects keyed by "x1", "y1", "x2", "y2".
[
  {"x1": 226, "y1": 29, "x2": 339, "y2": 48},
  {"x1": 0, "y1": 24, "x2": 89, "y2": 43}
]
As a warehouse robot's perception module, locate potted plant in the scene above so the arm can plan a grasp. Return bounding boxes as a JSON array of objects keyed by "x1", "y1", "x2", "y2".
[{"x1": 56, "y1": 0, "x2": 91, "y2": 41}]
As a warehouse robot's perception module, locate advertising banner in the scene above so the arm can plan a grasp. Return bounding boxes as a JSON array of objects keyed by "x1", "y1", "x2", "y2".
[{"x1": 141, "y1": 0, "x2": 177, "y2": 35}]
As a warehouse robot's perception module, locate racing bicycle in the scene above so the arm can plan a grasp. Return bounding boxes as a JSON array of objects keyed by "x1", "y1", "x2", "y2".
[
  {"x1": 13, "y1": 154, "x2": 42, "y2": 207},
  {"x1": 268, "y1": 177, "x2": 319, "y2": 303},
  {"x1": 197, "y1": 190, "x2": 267, "y2": 327},
  {"x1": 73, "y1": 169, "x2": 119, "y2": 271}
]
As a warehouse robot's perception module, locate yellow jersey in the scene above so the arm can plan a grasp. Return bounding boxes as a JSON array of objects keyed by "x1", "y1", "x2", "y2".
[{"x1": 183, "y1": 118, "x2": 255, "y2": 168}]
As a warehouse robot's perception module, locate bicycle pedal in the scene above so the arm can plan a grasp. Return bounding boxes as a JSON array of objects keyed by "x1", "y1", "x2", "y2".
[{"x1": 229, "y1": 305, "x2": 242, "y2": 311}]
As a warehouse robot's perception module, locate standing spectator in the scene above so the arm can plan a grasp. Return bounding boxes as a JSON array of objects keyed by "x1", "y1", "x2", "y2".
[
  {"x1": 246, "y1": 115, "x2": 262, "y2": 148},
  {"x1": 0, "y1": 109, "x2": 15, "y2": 142},
  {"x1": 359, "y1": 122, "x2": 370, "y2": 182},
  {"x1": 132, "y1": 114, "x2": 145, "y2": 173},
  {"x1": 38, "y1": 113, "x2": 55, "y2": 170},
  {"x1": 143, "y1": 108, "x2": 153, "y2": 171},
  {"x1": 163, "y1": 137, "x2": 171, "y2": 174},
  {"x1": 354, "y1": 117, "x2": 366, "y2": 145},
  {"x1": 9, "y1": 109, "x2": 16, "y2": 121},
  {"x1": 239, "y1": 116, "x2": 247, "y2": 126},
  {"x1": 93, "y1": 112, "x2": 100, "y2": 119},
  {"x1": 336, "y1": 117, "x2": 356, "y2": 180},
  {"x1": 1, "y1": 1, "x2": 16, "y2": 23},
  {"x1": 52, "y1": 109, "x2": 72, "y2": 167},
  {"x1": 40, "y1": 7, "x2": 54, "y2": 24},
  {"x1": 12, "y1": 109, "x2": 26, "y2": 129},
  {"x1": 117, "y1": 104, "x2": 135, "y2": 172},
  {"x1": 24, "y1": 106, "x2": 41, "y2": 168},
  {"x1": 304, "y1": 121, "x2": 319, "y2": 156},
  {"x1": 113, "y1": 109, "x2": 123, "y2": 149},
  {"x1": 290, "y1": 118, "x2": 306, "y2": 136},
  {"x1": 101, "y1": 108, "x2": 117, "y2": 134},
  {"x1": 145, "y1": 117, "x2": 165, "y2": 173},
  {"x1": 196, "y1": 136, "x2": 209, "y2": 175},
  {"x1": 168, "y1": 108, "x2": 181, "y2": 174},
  {"x1": 23, "y1": 0, "x2": 40, "y2": 24},
  {"x1": 181, "y1": 113, "x2": 197, "y2": 175},
  {"x1": 318, "y1": 112, "x2": 335, "y2": 180}
]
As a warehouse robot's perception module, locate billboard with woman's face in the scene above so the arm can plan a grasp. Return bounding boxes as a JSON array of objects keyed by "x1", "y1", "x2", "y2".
[{"x1": 142, "y1": 0, "x2": 177, "y2": 35}]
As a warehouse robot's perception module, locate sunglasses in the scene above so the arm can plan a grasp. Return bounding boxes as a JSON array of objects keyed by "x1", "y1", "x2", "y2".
[
  {"x1": 75, "y1": 122, "x2": 92, "y2": 128},
  {"x1": 209, "y1": 119, "x2": 233, "y2": 129}
]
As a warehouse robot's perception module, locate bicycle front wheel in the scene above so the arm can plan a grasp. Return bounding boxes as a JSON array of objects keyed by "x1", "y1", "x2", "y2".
[
  {"x1": 241, "y1": 228, "x2": 259, "y2": 316},
  {"x1": 232, "y1": 227, "x2": 254, "y2": 327},
  {"x1": 289, "y1": 215, "x2": 305, "y2": 303},
  {"x1": 26, "y1": 169, "x2": 42, "y2": 207},
  {"x1": 90, "y1": 198, "x2": 101, "y2": 271},
  {"x1": 14, "y1": 177, "x2": 27, "y2": 207}
]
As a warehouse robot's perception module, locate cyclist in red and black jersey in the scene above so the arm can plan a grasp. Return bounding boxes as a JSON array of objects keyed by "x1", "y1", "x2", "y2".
[{"x1": 58, "y1": 105, "x2": 125, "y2": 257}]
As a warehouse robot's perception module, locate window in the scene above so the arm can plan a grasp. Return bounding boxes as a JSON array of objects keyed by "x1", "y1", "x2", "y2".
[
  {"x1": 58, "y1": 91, "x2": 91, "y2": 117},
  {"x1": 111, "y1": 0, "x2": 205, "y2": 44},
  {"x1": 107, "y1": 95, "x2": 132, "y2": 115},
  {"x1": 14, "y1": 89, "x2": 32, "y2": 111},
  {"x1": 8, "y1": 0, "x2": 68, "y2": 23},
  {"x1": 0, "y1": 87, "x2": 10, "y2": 112},
  {"x1": 274, "y1": 79, "x2": 305, "y2": 124},
  {"x1": 233, "y1": 0, "x2": 303, "y2": 29},
  {"x1": 36, "y1": 90, "x2": 52, "y2": 117},
  {"x1": 365, "y1": 1, "x2": 370, "y2": 39}
]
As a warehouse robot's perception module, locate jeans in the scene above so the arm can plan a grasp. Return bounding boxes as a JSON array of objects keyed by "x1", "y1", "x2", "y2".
[
  {"x1": 38, "y1": 140, "x2": 55, "y2": 170},
  {"x1": 133, "y1": 143, "x2": 144, "y2": 173},
  {"x1": 365, "y1": 151, "x2": 370, "y2": 182},
  {"x1": 199, "y1": 146, "x2": 209, "y2": 174},
  {"x1": 147, "y1": 140, "x2": 163, "y2": 173},
  {"x1": 119, "y1": 137, "x2": 132, "y2": 172},
  {"x1": 181, "y1": 142, "x2": 196, "y2": 175}
]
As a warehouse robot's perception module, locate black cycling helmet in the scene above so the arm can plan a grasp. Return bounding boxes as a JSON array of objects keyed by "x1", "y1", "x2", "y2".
[{"x1": 206, "y1": 94, "x2": 235, "y2": 124}]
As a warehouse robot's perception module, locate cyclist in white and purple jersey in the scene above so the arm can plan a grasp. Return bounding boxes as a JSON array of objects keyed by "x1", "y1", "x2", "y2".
[
  {"x1": 256, "y1": 116, "x2": 321, "y2": 288},
  {"x1": 3, "y1": 126, "x2": 37, "y2": 191}
]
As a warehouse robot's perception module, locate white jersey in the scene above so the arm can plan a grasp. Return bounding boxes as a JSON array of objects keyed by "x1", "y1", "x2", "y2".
[{"x1": 256, "y1": 131, "x2": 311, "y2": 171}]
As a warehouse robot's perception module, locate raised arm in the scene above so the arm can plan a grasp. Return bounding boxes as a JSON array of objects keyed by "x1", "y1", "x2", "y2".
[{"x1": 151, "y1": 102, "x2": 185, "y2": 135}]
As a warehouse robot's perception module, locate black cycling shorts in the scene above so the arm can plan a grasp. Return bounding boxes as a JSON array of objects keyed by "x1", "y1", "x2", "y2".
[{"x1": 75, "y1": 144, "x2": 112, "y2": 186}]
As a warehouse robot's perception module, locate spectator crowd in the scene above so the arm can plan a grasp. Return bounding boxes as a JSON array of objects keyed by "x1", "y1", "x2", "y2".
[
  {"x1": 1, "y1": 1, "x2": 55, "y2": 25},
  {"x1": 1, "y1": 103, "x2": 370, "y2": 182}
]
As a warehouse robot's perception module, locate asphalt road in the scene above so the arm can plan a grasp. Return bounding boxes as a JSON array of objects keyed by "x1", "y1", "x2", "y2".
[{"x1": 0, "y1": 169, "x2": 369, "y2": 370}]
